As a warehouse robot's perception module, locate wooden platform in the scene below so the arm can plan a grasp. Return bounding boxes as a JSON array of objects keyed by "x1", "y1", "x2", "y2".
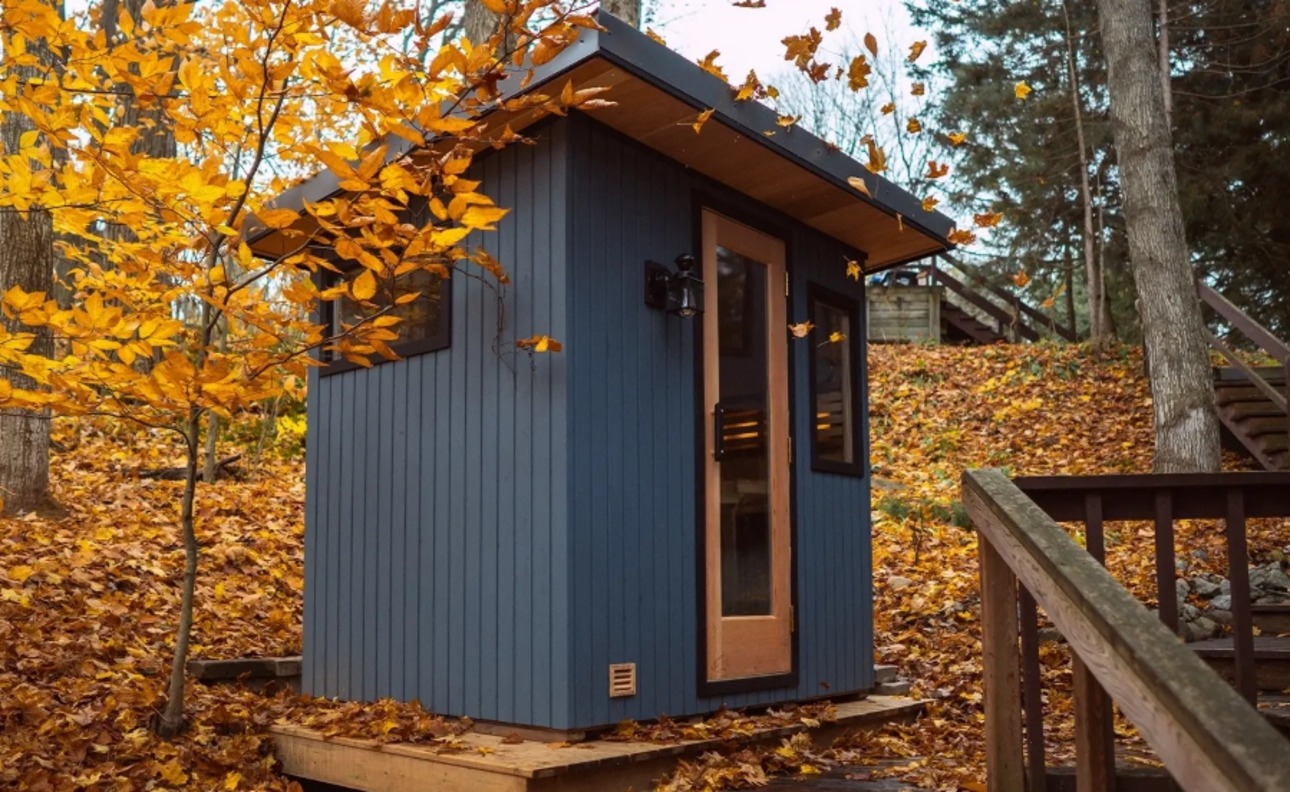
[{"x1": 273, "y1": 696, "x2": 925, "y2": 792}]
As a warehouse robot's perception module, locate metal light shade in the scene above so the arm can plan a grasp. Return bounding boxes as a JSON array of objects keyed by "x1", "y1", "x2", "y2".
[
  {"x1": 644, "y1": 254, "x2": 703, "y2": 318},
  {"x1": 669, "y1": 254, "x2": 703, "y2": 317}
]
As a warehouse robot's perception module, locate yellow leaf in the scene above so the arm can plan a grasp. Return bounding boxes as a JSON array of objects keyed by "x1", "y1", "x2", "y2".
[
  {"x1": 846, "y1": 260, "x2": 862, "y2": 281},
  {"x1": 157, "y1": 759, "x2": 188, "y2": 785},
  {"x1": 847, "y1": 176, "x2": 871, "y2": 197},
  {"x1": 516, "y1": 334, "x2": 562, "y2": 353},
  {"x1": 255, "y1": 208, "x2": 300, "y2": 229},
  {"x1": 800, "y1": 764, "x2": 822, "y2": 775},
  {"x1": 788, "y1": 321, "x2": 814, "y2": 338},
  {"x1": 921, "y1": 196, "x2": 939, "y2": 212},
  {"x1": 351, "y1": 270, "x2": 378, "y2": 301},
  {"x1": 825, "y1": 7, "x2": 842, "y2": 31},
  {"x1": 691, "y1": 108, "x2": 715, "y2": 135},
  {"x1": 7, "y1": 565, "x2": 35, "y2": 583},
  {"x1": 827, "y1": 331, "x2": 846, "y2": 344},
  {"x1": 223, "y1": 772, "x2": 242, "y2": 790},
  {"x1": 645, "y1": 28, "x2": 667, "y2": 46},
  {"x1": 1015, "y1": 81, "x2": 1033, "y2": 100},
  {"x1": 908, "y1": 41, "x2": 927, "y2": 62},
  {"x1": 948, "y1": 131, "x2": 968, "y2": 146}
]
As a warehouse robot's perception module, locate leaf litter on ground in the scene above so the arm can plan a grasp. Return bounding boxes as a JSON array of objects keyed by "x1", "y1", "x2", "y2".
[{"x1": 2, "y1": 344, "x2": 1283, "y2": 790}]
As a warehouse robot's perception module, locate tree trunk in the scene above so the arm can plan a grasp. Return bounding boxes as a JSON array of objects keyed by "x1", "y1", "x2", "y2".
[
  {"x1": 600, "y1": 0, "x2": 640, "y2": 26},
  {"x1": 1061, "y1": 0, "x2": 1106, "y2": 352},
  {"x1": 1063, "y1": 229, "x2": 1078, "y2": 336},
  {"x1": 0, "y1": 52, "x2": 54, "y2": 515},
  {"x1": 1157, "y1": 0, "x2": 1171, "y2": 127},
  {"x1": 157, "y1": 409, "x2": 202, "y2": 738},
  {"x1": 1096, "y1": 0, "x2": 1220, "y2": 473}
]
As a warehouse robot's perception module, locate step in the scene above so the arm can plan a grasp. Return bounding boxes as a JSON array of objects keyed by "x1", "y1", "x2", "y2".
[
  {"x1": 1192, "y1": 635, "x2": 1290, "y2": 692},
  {"x1": 1214, "y1": 366, "x2": 1287, "y2": 386},
  {"x1": 1261, "y1": 435, "x2": 1289, "y2": 453},
  {"x1": 1259, "y1": 694, "x2": 1290, "y2": 741},
  {"x1": 1254, "y1": 604, "x2": 1290, "y2": 635},
  {"x1": 1231, "y1": 417, "x2": 1290, "y2": 438},
  {"x1": 1225, "y1": 401, "x2": 1288, "y2": 421},
  {"x1": 1215, "y1": 385, "x2": 1286, "y2": 406}
]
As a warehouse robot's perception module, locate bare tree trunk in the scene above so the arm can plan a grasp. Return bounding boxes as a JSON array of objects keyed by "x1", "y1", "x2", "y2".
[
  {"x1": 1157, "y1": 0, "x2": 1172, "y2": 127},
  {"x1": 600, "y1": 0, "x2": 641, "y2": 26},
  {"x1": 1061, "y1": 0, "x2": 1106, "y2": 352},
  {"x1": 1063, "y1": 229, "x2": 1078, "y2": 336},
  {"x1": 202, "y1": 317, "x2": 226, "y2": 482},
  {"x1": 1096, "y1": 0, "x2": 1220, "y2": 473},
  {"x1": 157, "y1": 409, "x2": 201, "y2": 738},
  {"x1": 0, "y1": 51, "x2": 55, "y2": 515}
]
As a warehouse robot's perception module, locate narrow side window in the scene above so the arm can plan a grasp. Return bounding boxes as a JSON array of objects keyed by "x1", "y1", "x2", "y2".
[{"x1": 809, "y1": 286, "x2": 862, "y2": 476}]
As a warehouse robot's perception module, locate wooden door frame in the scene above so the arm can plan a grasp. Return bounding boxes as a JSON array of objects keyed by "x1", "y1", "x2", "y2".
[{"x1": 692, "y1": 201, "x2": 800, "y2": 697}]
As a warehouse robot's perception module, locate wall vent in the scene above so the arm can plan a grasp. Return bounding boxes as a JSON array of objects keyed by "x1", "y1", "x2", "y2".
[{"x1": 608, "y1": 663, "x2": 637, "y2": 698}]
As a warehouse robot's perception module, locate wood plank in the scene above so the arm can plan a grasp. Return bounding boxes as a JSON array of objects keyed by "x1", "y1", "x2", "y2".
[
  {"x1": 1074, "y1": 656, "x2": 1116, "y2": 792},
  {"x1": 188, "y1": 656, "x2": 301, "y2": 681},
  {"x1": 273, "y1": 697, "x2": 926, "y2": 788},
  {"x1": 979, "y1": 538, "x2": 1026, "y2": 792},
  {"x1": 963, "y1": 469, "x2": 1290, "y2": 792}
]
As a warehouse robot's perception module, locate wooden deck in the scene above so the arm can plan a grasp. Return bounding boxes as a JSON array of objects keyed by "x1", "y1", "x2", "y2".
[{"x1": 273, "y1": 696, "x2": 925, "y2": 792}]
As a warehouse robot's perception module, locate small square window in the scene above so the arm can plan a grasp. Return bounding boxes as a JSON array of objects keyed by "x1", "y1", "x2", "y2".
[
  {"x1": 809, "y1": 285, "x2": 863, "y2": 476},
  {"x1": 323, "y1": 267, "x2": 451, "y2": 374}
]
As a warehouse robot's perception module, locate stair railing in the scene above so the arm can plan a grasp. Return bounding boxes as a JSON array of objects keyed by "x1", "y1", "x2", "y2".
[
  {"x1": 965, "y1": 468, "x2": 1290, "y2": 792},
  {"x1": 923, "y1": 258, "x2": 1079, "y2": 343},
  {"x1": 1197, "y1": 283, "x2": 1289, "y2": 436}
]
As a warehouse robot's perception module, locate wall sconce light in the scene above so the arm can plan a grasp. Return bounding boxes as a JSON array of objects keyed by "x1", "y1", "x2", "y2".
[{"x1": 644, "y1": 254, "x2": 703, "y2": 317}]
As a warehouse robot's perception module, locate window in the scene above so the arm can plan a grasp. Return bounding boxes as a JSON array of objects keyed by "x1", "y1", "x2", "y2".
[
  {"x1": 808, "y1": 285, "x2": 863, "y2": 476},
  {"x1": 324, "y1": 266, "x2": 451, "y2": 374}
]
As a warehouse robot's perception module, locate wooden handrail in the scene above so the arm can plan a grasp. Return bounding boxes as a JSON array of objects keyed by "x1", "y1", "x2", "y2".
[
  {"x1": 964, "y1": 468, "x2": 1290, "y2": 792},
  {"x1": 925, "y1": 264, "x2": 1042, "y2": 343},
  {"x1": 1198, "y1": 283, "x2": 1290, "y2": 364},
  {"x1": 941, "y1": 255, "x2": 1080, "y2": 342}
]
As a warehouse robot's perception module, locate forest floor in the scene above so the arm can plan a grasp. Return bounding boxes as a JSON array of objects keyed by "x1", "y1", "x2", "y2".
[{"x1": 0, "y1": 343, "x2": 1282, "y2": 791}]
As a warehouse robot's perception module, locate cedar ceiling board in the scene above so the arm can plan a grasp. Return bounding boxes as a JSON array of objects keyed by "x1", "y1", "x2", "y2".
[{"x1": 585, "y1": 73, "x2": 942, "y2": 260}]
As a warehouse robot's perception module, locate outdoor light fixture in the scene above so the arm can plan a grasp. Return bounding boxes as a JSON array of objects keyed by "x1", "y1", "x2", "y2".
[{"x1": 644, "y1": 254, "x2": 703, "y2": 317}]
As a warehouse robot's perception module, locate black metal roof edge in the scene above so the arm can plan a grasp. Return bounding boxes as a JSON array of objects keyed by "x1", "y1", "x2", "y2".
[
  {"x1": 246, "y1": 11, "x2": 955, "y2": 253},
  {"x1": 588, "y1": 12, "x2": 955, "y2": 247}
]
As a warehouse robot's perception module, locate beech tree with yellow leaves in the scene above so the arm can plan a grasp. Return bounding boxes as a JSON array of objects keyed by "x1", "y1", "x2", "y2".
[{"x1": 0, "y1": 0, "x2": 605, "y2": 736}]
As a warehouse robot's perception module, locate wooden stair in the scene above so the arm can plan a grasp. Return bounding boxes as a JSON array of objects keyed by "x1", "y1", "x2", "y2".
[
  {"x1": 940, "y1": 301, "x2": 1007, "y2": 345},
  {"x1": 1213, "y1": 367, "x2": 1289, "y2": 470},
  {"x1": 1194, "y1": 605, "x2": 1290, "y2": 740}
]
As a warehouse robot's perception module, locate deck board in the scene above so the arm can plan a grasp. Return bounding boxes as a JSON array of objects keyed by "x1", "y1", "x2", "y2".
[{"x1": 274, "y1": 696, "x2": 925, "y2": 791}]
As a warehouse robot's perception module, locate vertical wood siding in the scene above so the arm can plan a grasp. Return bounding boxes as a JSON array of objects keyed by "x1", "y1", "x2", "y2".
[
  {"x1": 305, "y1": 113, "x2": 873, "y2": 731},
  {"x1": 565, "y1": 114, "x2": 873, "y2": 728},
  {"x1": 303, "y1": 123, "x2": 572, "y2": 727}
]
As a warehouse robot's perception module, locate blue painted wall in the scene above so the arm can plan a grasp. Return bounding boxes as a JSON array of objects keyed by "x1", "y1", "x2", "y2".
[
  {"x1": 303, "y1": 122, "x2": 573, "y2": 727},
  {"x1": 303, "y1": 113, "x2": 873, "y2": 730},
  {"x1": 564, "y1": 114, "x2": 873, "y2": 728}
]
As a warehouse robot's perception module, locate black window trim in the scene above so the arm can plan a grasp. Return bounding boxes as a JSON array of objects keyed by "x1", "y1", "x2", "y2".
[
  {"x1": 319, "y1": 264, "x2": 453, "y2": 377},
  {"x1": 807, "y1": 282, "x2": 864, "y2": 477}
]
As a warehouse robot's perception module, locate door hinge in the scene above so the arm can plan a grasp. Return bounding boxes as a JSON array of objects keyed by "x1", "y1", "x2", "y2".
[
  {"x1": 790, "y1": 606, "x2": 795, "y2": 632},
  {"x1": 785, "y1": 271, "x2": 790, "y2": 296}
]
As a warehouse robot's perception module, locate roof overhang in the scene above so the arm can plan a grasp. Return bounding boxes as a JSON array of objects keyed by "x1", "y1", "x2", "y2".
[{"x1": 246, "y1": 12, "x2": 955, "y2": 271}]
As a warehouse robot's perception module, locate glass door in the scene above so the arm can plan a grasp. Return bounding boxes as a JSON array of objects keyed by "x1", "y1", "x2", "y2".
[{"x1": 701, "y1": 209, "x2": 792, "y2": 682}]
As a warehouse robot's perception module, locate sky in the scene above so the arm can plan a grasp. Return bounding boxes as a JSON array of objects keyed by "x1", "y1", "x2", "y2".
[{"x1": 649, "y1": 0, "x2": 926, "y2": 81}]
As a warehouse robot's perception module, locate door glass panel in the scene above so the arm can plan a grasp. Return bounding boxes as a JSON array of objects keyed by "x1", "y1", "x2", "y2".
[{"x1": 716, "y1": 245, "x2": 772, "y2": 616}]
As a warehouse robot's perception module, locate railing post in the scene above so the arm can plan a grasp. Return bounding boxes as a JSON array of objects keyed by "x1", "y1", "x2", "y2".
[
  {"x1": 1019, "y1": 591, "x2": 1047, "y2": 792},
  {"x1": 980, "y1": 536, "x2": 1026, "y2": 792},
  {"x1": 1154, "y1": 491, "x2": 1179, "y2": 633},
  {"x1": 1226, "y1": 489, "x2": 1257, "y2": 705},
  {"x1": 1075, "y1": 494, "x2": 1116, "y2": 792}
]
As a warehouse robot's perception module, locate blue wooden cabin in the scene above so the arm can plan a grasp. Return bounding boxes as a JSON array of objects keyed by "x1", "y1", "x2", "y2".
[{"x1": 249, "y1": 14, "x2": 954, "y2": 732}]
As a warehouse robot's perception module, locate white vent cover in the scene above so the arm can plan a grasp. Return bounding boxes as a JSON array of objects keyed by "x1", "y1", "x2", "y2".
[{"x1": 608, "y1": 663, "x2": 637, "y2": 698}]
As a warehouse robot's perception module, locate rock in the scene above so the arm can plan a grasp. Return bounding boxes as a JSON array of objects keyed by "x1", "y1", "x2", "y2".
[
  {"x1": 1181, "y1": 617, "x2": 1218, "y2": 643},
  {"x1": 1175, "y1": 558, "x2": 1188, "y2": 573},
  {"x1": 1220, "y1": 579, "x2": 1231, "y2": 596},
  {"x1": 1192, "y1": 578, "x2": 1222, "y2": 599},
  {"x1": 1037, "y1": 627, "x2": 1063, "y2": 645},
  {"x1": 1207, "y1": 608, "x2": 1233, "y2": 626},
  {"x1": 1210, "y1": 594, "x2": 1232, "y2": 612},
  {"x1": 887, "y1": 576, "x2": 914, "y2": 591},
  {"x1": 873, "y1": 664, "x2": 898, "y2": 684},
  {"x1": 872, "y1": 477, "x2": 908, "y2": 492},
  {"x1": 1251, "y1": 564, "x2": 1290, "y2": 594},
  {"x1": 1176, "y1": 578, "x2": 1191, "y2": 603},
  {"x1": 1191, "y1": 549, "x2": 1210, "y2": 563},
  {"x1": 874, "y1": 680, "x2": 912, "y2": 696},
  {"x1": 1181, "y1": 603, "x2": 1201, "y2": 622}
]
